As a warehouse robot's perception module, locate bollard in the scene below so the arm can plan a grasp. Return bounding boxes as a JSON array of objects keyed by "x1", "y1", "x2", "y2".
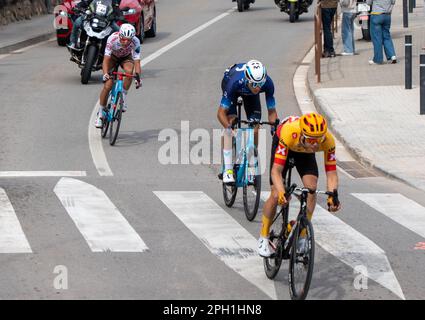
[
  {"x1": 409, "y1": 0, "x2": 413, "y2": 12},
  {"x1": 405, "y1": 35, "x2": 412, "y2": 89},
  {"x1": 421, "y1": 55, "x2": 425, "y2": 115},
  {"x1": 403, "y1": 0, "x2": 408, "y2": 28}
]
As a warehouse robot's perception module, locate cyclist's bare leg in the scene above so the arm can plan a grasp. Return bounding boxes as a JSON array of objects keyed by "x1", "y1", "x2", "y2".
[
  {"x1": 122, "y1": 61, "x2": 134, "y2": 91},
  {"x1": 301, "y1": 174, "x2": 318, "y2": 237},
  {"x1": 99, "y1": 58, "x2": 115, "y2": 108},
  {"x1": 260, "y1": 185, "x2": 278, "y2": 237}
]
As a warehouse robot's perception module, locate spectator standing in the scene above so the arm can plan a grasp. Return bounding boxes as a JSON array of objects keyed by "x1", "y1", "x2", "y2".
[
  {"x1": 320, "y1": 0, "x2": 338, "y2": 58},
  {"x1": 367, "y1": 0, "x2": 397, "y2": 64},
  {"x1": 340, "y1": 0, "x2": 357, "y2": 55}
]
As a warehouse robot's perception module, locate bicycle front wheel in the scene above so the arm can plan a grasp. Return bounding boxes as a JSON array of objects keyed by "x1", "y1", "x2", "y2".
[
  {"x1": 109, "y1": 92, "x2": 123, "y2": 146},
  {"x1": 288, "y1": 219, "x2": 315, "y2": 300},
  {"x1": 242, "y1": 147, "x2": 261, "y2": 221}
]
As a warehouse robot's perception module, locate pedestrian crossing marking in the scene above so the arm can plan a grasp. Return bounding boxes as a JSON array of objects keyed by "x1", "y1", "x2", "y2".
[
  {"x1": 54, "y1": 178, "x2": 148, "y2": 252},
  {"x1": 154, "y1": 191, "x2": 277, "y2": 300},
  {"x1": 0, "y1": 188, "x2": 32, "y2": 253},
  {"x1": 261, "y1": 191, "x2": 405, "y2": 300}
]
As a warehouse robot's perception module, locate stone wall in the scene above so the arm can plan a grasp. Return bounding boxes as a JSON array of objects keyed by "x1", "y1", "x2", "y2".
[{"x1": 0, "y1": 0, "x2": 61, "y2": 26}]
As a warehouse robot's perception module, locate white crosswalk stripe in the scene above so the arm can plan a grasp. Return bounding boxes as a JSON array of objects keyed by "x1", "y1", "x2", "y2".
[
  {"x1": 260, "y1": 191, "x2": 405, "y2": 300},
  {"x1": 352, "y1": 193, "x2": 425, "y2": 240},
  {"x1": 54, "y1": 178, "x2": 148, "y2": 252},
  {"x1": 0, "y1": 188, "x2": 32, "y2": 253},
  {"x1": 153, "y1": 191, "x2": 277, "y2": 300}
]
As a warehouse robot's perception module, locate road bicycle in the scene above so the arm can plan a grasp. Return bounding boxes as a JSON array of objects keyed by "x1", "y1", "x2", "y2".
[
  {"x1": 263, "y1": 157, "x2": 339, "y2": 300},
  {"x1": 219, "y1": 98, "x2": 275, "y2": 221},
  {"x1": 101, "y1": 71, "x2": 138, "y2": 146}
]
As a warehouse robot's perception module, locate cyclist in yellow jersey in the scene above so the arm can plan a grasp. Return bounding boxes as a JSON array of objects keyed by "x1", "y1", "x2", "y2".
[{"x1": 258, "y1": 113, "x2": 341, "y2": 257}]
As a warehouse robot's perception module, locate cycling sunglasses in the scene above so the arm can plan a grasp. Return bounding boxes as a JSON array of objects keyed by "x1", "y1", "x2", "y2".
[
  {"x1": 247, "y1": 78, "x2": 266, "y2": 89},
  {"x1": 302, "y1": 134, "x2": 325, "y2": 144}
]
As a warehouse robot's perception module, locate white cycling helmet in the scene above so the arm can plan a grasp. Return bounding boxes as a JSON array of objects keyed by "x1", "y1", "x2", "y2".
[
  {"x1": 119, "y1": 23, "x2": 136, "y2": 39},
  {"x1": 244, "y1": 60, "x2": 267, "y2": 87}
]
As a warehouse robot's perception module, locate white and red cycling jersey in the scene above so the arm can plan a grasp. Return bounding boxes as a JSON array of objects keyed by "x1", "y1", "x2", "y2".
[{"x1": 104, "y1": 32, "x2": 141, "y2": 60}]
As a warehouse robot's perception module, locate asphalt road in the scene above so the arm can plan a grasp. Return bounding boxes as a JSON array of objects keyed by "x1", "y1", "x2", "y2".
[{"x1": 0, "y1": 0, "x2": 425, "y2": 300}]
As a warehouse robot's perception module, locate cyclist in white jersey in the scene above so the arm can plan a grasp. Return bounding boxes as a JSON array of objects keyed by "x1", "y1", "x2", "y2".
[{"x1": 95, "y1": 23, "x2": 142, "y2": 128}]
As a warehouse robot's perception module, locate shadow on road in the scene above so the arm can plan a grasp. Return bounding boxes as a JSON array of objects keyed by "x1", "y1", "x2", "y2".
[{"x1": 113, "y1": 129, "x2": 161, "y2": 147}]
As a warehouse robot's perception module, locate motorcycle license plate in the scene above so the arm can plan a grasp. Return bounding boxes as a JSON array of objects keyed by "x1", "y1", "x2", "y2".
[{"x1": 357, "y1": 3, "x2": 370, "y2": 12}]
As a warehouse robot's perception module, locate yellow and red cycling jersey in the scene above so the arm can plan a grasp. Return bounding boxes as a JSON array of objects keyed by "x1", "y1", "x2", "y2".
[{"x1": 274, "y1": 116, "x2": 337, "y2": 172}]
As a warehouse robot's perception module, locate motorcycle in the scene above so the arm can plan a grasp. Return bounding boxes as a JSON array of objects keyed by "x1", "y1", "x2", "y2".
[
  {"x1": 232, "y1": 0, "x2": 255, "y2": 12},
  {"x1": 356, "y1": 0, "x2": 371, "y2": 41},
  {"x1": 274, "y1": 0, "x2": 312, "y2": 23},
  {"x1": 68, "y1": 0, "x2": 126, "y2": 84}
]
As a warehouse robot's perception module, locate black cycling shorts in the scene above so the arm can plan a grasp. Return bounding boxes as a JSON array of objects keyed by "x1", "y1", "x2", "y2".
[
  {"x1": 110, "y1": 54, "x2": 134, "y2": 69},
  {"x1": 269, "y1": 134, "x2": 319, "y2": 185}
]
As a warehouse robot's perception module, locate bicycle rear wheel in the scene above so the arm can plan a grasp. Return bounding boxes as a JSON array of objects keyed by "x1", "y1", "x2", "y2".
[
  {"x1": 243, "y1": 147, "x2": 261, "y2": 221},
  {"x1": 288, "y1": 219, "x2": 315, "y2": 300},
  {"x1": 109, "y1": 92, "x2": 123, "y2": 146}
]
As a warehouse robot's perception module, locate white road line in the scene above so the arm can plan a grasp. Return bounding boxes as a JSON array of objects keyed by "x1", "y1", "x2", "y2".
[
  {"x1": 89, "y1": 9, "x2": 234, "y2": 176},
  {"x1": 352, "y1": 193, "x2": 425, "y2": 239},
  {"x1": 261, "y1": 192, "x2": 405, "y2": 300},
  {"x1": 0, "y1": 171, "x2": 87, "y2": 177},
  {"x1": 153, "y1": 191, "x2": 277, "y2": 300},
  {"x1": 54, "y1": 178, "x2": 148, "y2": 252},
  {"x1": 88, "y1": 101, "x2": 113, "y2": 176},
  {"x1": 0, "y1": 188, "x2": 32, "y2": 253}
]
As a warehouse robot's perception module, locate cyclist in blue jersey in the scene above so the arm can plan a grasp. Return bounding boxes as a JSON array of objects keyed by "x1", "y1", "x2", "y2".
[{"x1": 217, "y1": 60, "x2": 279, "y2": 184}]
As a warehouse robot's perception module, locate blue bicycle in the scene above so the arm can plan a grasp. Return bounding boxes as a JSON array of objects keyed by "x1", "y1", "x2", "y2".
[
  {"x1": 219, "y1": 99, "x2": 275, "y2": 221},
  {"x1": 101, "y1": 71, "x2": 138, "y2": 145}
]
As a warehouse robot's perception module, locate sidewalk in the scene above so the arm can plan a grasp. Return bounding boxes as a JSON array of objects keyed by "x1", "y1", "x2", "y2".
[
  {"x1": 307, "y1": 2, "x2": 425, "y2": 192},
  {"x1": 0, "y1": 14, "x2": 55, "y2": 54}
]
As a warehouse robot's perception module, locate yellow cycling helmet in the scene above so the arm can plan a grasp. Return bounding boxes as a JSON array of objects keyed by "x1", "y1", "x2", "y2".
[{"x1": 299, "y1": 113, "x2": 327, "y2": 137}]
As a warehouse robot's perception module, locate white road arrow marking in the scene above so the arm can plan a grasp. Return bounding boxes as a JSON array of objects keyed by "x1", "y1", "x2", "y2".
[
  {"x1": 154, "y1": 191, "x2": 277, "y2": 300},
  {"x1": 261, "y1": 192, "x2": 405, "y2": 300},
  {"x1": 0, "y1": 188, "x2": 32, "y2": 253},
  {"x1": 54, "y1": 178, "x2": 148, "y2": 252}
]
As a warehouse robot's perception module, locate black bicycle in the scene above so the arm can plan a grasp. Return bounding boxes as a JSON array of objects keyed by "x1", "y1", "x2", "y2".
[{"x1": 263, "y1": 158, "x2": 339, "y2": 300}]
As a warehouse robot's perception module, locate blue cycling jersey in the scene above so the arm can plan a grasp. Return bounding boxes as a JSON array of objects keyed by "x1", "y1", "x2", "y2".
[{"x1": 220, "y1": 63, "x2": 276, "y2": 110}]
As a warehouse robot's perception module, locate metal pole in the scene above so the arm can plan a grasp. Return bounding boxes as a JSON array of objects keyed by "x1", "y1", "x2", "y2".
[
  {"x1": 409, "y1": 0, "x2": 413, "y2": 12},
  {"x1": 421, "y1": 54, "x2": 425, "y2": 115},
  {"x1": 403, "y1": 0, "x2": 408, "y2": 28},
  {"x1": 405, "y1": 35, "x2": 412, "y2": 89}
]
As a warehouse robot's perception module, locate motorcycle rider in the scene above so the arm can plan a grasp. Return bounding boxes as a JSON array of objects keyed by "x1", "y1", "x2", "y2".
[
  {"x1": 95, "y1": 23, "x2": 142, "y2": 128},
  {"x1": 67, "y1": 0, "x2": 121, "y2": 50}
]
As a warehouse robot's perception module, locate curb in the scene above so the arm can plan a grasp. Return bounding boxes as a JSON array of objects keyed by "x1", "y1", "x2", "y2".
[{"x1": 0, "y1": 31, "x2": 56, "y2": 54}]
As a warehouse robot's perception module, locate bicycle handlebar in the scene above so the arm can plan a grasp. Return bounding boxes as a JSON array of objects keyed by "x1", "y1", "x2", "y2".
[{"x1": 110, "y1": 71, "x2": 137, "y2": 78}]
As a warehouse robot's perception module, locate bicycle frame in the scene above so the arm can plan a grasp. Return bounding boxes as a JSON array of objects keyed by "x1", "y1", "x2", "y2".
[
  {"x1": 103, "y1": 74, "x2": 124, "y2": 122},
  {"x1": 233, "y1": 127, "x2": 257, "y2": 188}
]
